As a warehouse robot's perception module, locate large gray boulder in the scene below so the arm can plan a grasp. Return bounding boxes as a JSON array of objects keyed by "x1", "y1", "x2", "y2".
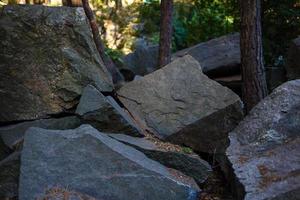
[
  {"x1": 19, "y1": 125, "x2": 200, "y2": 200},
  {"x1": 0, "y1": 5, "x2": 113, "y2": 123},
  {"x1": 286, "y1": 36, "x2": 300, "y2": 80},
  {"x1": 117, "y1": 55, "x2": 243, "y2": 154},
  {"x1": 121, "y1": 33, "x2": 240, "y2": 78},
  {"x1": 109, "y1": 134, "x2": 212, "y2": 184},
  {"x1": 172, "y1": 33, "x2": 240, "y2": 77},
  {"x1": 76, "y1": 85, "x2": 142, "y2": 136},
  {"x1": 0, "y1": 116, "x2": 81, "y2": 149},
  {"x1": 225, "y1": 80, "x2": 300, "y2": 200}
]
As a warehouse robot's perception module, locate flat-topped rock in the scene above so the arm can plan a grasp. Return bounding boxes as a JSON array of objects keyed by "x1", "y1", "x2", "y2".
[
  {"x1": 226, "y1": 80, "x2": 300, "y2": 200},
  {"x1": 117, "y1": 55, "x2": 243, "y2": 153},
  {"x1": 0, "y1": 5, "x2": 113, "y2": 122},
  {"x1": 76, "y1": 85, "x2": 142, "y2": 136},
  {"x1": 19, "y1": 125, "x2": 200, "y2": 200}
]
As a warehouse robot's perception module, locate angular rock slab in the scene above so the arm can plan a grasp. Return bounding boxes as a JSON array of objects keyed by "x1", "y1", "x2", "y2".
[
  {"x1": 76, "y1": 85, "x2": 142, "y2": 136},
  {"x1": 0, "y1": 5, "x2": 113, "y2": 122},
  {"x1": 109, "y1": 134, "x2": 212, "y2": 184},
  {"x1": 226, "y1": 80, "x2": 300, "y2": 200},
  {"x1": 117, "y1": 55, "x2": 243, "y2": 153},
  {"x1": 0, "y1": 116, "x2": 82, "y2": 149},
  {"x1": 19, "y1": 125, "x2": 200, "y2": 200}
]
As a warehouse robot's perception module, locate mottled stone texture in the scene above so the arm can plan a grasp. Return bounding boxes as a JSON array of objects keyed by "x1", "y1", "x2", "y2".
[
  {"x1": 226, "y1": 80, "x2": 300, "y2": 200},
  {"x1": 0, "y1": 5, "x2": 113, "y2": 122},
  {"x1": 76, "y1": 85, "x2": 142, "y2": 136},
  {"x1": 19, "y1": 125, "x2": 200, "y2": 200},
  {"x1": 117, "y1": 55, "x2": 243, "y2": 153}
]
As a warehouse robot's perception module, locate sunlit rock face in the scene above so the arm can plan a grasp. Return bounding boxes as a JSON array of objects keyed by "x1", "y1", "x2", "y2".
[
  {"x1": 117, "y1": 55, "x2": 243, "y2": 154},
  {"x1": 226, "y1": 80, "x2": 300, "y2": 200},
  {"x1": 0, "y1": 5, "x2": 113, "y2": 123}
]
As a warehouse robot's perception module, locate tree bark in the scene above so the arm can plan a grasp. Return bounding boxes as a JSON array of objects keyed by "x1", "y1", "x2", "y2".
[
  {"x1": 158, "y1": 0, "x2": 173, "y2": 68},
  {"x1": 81, "y1": 0, "x2": 123, "y2": 84},
  {"x1": 240, "y1": 0, "x2": 268, "y2": 113}
]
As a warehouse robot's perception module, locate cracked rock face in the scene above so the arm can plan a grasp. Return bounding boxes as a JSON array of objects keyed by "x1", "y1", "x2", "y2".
[
  {"x1": 0, "y1": 5, "x2": 113, "y2": 123},
  {"x1": 226, "y1": 80, "x2": 300, "y2": 200},
  {"x1": 117, "y1": 55, "x2": 243, "y2": 154},
  {"x1": 19, "y1": 125, "x2": 200, "y2": 200},
  {"x1": 76, "y1": 85, "x2": 142, "y2": 136}
]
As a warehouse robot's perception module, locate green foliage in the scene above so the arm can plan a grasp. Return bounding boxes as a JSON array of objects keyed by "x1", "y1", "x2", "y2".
[
  {"x1": 137, "y1": 0, "x2": 239, "y2": 51},
  {"x1": 181, "y1": 146, "x2": 193, "y2": 154},
  {"x1": 91, "y1": 0, "x2": 299, "y2": 68},
  {"x1": 105, "y1": 47, "x2": 124, "y2": 65}
]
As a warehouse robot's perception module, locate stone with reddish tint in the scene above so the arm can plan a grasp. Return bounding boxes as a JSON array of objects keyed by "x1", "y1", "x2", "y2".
[{"x1": 226, "y1": 80, "x2": 300, "y2": 200}]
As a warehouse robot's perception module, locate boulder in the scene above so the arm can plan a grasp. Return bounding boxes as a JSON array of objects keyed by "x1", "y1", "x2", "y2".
[
  {"x1": 121, "y1": 43, "x2": 159, "y2": 76},
  {"x1": 225, "y1": 80, "x2": 300, "y2": 200},
  {"x1": 121, "y1": 33, "x2": 241, "y2": 78},
  {"x1": 0, "y1": 151, "x2": 20, "y2": 199},
  {"x1": 0, "y1": 116, "x2": 81, "y2": 149},
  {"x1": 76, "y1": 85, "x2": 142, "y2": 136},
  {"x1": 0, "y1": 5, "x2": 113, "y2": 123},
  {"x1": 286, "y1": 36, "x2": 300, "y2": 80},
  {"x1": 19, "y1": 125, "x2": 200, "y2": 200},
  {"x1": 117, "y1": 55, "x2": 243, "y2": 154},
  {"x1": 172, "y1": 33, "x2": 240, "y2": 77},
  {"x1": 109, "y1": 134, "x2": 212, "y2": 184}
]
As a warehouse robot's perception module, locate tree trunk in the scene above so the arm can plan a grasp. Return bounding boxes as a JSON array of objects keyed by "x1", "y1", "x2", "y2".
[
  {"x1": 240, "y1": 0, "x2": 268, "y2": 113},
  {"x1": 81, "y1": 0, "x2": 123, "y2": 84},
  {"x1": 158, "y1": 0, "x2": 173, "y2": 67}
]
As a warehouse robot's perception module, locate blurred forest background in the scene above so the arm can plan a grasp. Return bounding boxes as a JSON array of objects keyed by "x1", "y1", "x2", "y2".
[{"x1": 1, "y1": 0, "x2": 299, "y2": 68}]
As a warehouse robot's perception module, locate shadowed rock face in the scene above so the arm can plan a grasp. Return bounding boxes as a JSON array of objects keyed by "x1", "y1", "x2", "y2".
[
  {"x1": 117, "y1": 55, "x2": 243, "y2": 154},
  {"x1": 173, "y1": 33, "x2": 241, "y2": 77},
  {"x1": 109, "y1": 133, "x2": 212, "y2": 185},
  {"x1": 0, "y1": 116, "x2": 82, "y2": 149},
  {"x1": 286, "y1": 36, "x2": 300, "y2": 80},
  {"x1": 19, "y1": 125, "x2": 200, "y2": 200},
  {"x1": 0, "y1": 5, "x2": 113, "y2": 123},
  {"x1": 226, "y1": 80, "x2": 300, "y2": 200},
  {"x1": 0, "y1": 152, "x2": 20, "y2": 199},
  {"x1": 76, "y1": 85, "x2": 142, "y2": 136}
]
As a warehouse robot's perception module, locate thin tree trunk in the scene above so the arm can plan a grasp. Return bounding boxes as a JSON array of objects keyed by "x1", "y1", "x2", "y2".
[
  {"x1": 158, "y1": 0, "x2": 173, "y2": 67},
  {"x1": 82, "y1": 0, "x2": 123, "y2": 84},
  {"x1": 240, "y1": 0, "x2": 268, "y2": 113}
]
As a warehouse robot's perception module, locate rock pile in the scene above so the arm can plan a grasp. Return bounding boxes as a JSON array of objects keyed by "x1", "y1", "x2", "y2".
[{"x1": 1, "y1": 4, "x2": 299, "y2": 200}]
